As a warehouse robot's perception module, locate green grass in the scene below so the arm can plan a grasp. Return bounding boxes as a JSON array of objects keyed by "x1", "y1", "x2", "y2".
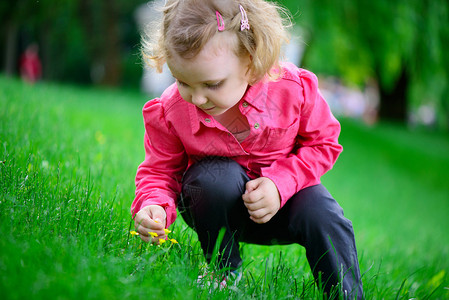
[{"x1": 1, "y1": 76, "x2": 448, "y2": 299}]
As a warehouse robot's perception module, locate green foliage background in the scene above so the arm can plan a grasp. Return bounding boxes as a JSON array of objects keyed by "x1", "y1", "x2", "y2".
[
  {"x1": 281, "y1": 0, "x2": 449, "y2": 127},
  {"x1": 1, "y1": 0, "x2": 449, "y2": 127}
]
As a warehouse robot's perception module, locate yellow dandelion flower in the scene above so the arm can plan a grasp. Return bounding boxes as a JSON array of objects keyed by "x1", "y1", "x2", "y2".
[
  {"x1": 95, "y1": 131, "x2": 106, "y2": 145},
  {"x1": 148, "y1": 232, "x2": 158, "y2": 238},
  {"x1": 169, "y1": 238, "x2": 178, "y2": 244},
  {"x1": 130, "y1": 230, "x2": 139, "y2": 236},
  {"x1": 164, "y1": 228, "x2": 172, "y2": 235},
  {"x1": 158, "y1": 238, "x2": 166, "y2": 245}
]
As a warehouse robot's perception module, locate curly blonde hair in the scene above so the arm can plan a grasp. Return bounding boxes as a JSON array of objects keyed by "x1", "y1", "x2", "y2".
[{"x1": 142, "y1": 0, "x2": 292, "y2": 84}]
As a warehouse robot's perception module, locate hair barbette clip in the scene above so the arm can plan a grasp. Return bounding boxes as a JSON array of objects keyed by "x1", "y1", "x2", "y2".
[
  {"x1": 215, "y1": 5, "x2": 250, "y2": 32},
  {"x1": 239, "y1": 5, "x2": 250, "y2": 31},
  {"x1": 216, "y1": 11, "x2": 225, "y2": 31}
]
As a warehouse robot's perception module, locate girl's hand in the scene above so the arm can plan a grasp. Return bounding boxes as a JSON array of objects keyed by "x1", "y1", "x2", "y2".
[
  {"x1": 242, "y1": 177, "x2": 281, "y2": 224},
  {"x1": 134, "y1": 205, "x2": 167, "y2": 243}
]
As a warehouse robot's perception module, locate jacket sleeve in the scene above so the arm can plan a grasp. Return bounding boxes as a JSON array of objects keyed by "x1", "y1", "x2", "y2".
[
  {"x1": 131, "y1": 99, "x2": 188, "y2": 227},
  {"x1": 260, "y1": 69, "x2": 343, "y2": 207}
]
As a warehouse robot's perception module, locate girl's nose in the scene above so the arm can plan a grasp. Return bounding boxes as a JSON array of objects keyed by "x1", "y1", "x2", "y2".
[{"x1": 191, "y1": 93, "x2": 208, "y2": 106}]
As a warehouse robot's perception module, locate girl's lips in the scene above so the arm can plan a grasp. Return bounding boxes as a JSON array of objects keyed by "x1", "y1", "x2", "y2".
[{"x1": 202, "y1": 106, "x2": 215, "y2": 111}]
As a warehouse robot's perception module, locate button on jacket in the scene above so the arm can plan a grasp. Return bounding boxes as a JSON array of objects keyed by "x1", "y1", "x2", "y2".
[{"x1": 132, "y1": 63, "x2": 343, "y2": 227}]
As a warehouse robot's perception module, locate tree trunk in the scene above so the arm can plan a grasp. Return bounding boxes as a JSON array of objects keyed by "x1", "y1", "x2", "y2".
[
  {"x1": 442, "y1": 85, "x2": 449, "y2": 131},
  {"x1": 102, "y1": 0, "x2": 121, "y2": 86},
  {"x1": 78, "y1": 0, "x2": 122, "y2": 86},
  {"x1": 378, "y1": 68, "x2": 408, "y2": 122},
  {"x1": 4, "y1": 21, "x2": 19, "y2": 76}
]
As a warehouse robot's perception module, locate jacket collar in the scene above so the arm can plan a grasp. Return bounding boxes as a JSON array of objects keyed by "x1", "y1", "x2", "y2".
[{"x1": 188, "y1": 81, "x2": 269, "y2": 134}]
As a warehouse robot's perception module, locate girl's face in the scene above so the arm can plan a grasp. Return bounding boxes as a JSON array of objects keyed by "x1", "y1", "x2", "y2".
[{"x1": 167, "y1": 32, "x2": 251, "y2": 116}]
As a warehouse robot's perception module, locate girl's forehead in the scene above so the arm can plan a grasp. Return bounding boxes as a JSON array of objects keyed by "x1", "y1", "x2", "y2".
[
  {"x1": 168, "y1": 33, "x2": 240, "y2": 70},
  {"x1": 204, "y1": 32, "x2": 240, "y2": 56},
  {"x1": 167, "y1": 36, "x2": 249, "y2": 84},
  {"x1": 169, "y1": 32, "x2": 239, "y2": 62},
  {"x1": 168, "y1": 50, "x2": 232, "y2": 82}
]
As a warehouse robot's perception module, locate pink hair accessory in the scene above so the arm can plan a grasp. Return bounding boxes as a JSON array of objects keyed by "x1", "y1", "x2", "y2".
[
  {"x1": 239, "y1": 5, "x2": 250, "y2": 31},
  {"x1": 216, "y1": 11, "x2": 225, "y2": 31}
]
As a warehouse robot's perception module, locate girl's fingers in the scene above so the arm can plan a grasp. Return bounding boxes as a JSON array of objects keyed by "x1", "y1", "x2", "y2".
[
  {"x1": 242, "y1": 188, "x2": 263, "y2": 204},
  {"x1": 138, "y1": 232, "x2": 150, "y2": 243},
  {"x1": 137, "y1": 226, "x2": 167, "y2": 244},
  {"x1": 144, "y1": 235, "x2": 166, "y2": 244},
  {"x1": 250, "y1": 210, "x2": 273, "y2": 224},
  {"x1": 134, "y1": 205, "x2": 166, "y2": 230},
  {"x1": 248, "y1": 207, "x2": 268, "y2": 219},
  {"x1": 244, "y1": 199, "x2": 264, "y2": 211},
  {"x1": 136, "y1": 225, "x2": 151, "y2": 237},
  {"x1": 136, "y1": 216, "x2": 164, "y2": 230},
  {"x1": 136, "y1": 224, "x2": 165, "y2": 238},
  {"x1": 151, "y1": 234, "x2": 167, "y2": 244},
  {"x1": 244, "y1": 180, "x2": 257, "y2": 193},
  {"x1": 245, "y1": 177, "x2": 264, "y2": 192}
]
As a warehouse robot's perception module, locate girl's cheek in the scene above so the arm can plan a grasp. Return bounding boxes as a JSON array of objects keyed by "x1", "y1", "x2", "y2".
[{"x1": 179, "y1": 91, "x2": 191, "y2": 103}]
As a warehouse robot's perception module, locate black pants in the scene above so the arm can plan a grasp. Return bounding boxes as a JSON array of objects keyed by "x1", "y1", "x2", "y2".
[{"x1": 179, "y1": 157, "x2": 363, "y2": 299}]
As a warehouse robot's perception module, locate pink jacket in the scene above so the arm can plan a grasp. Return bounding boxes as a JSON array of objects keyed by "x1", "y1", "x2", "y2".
[{"x1": 132, "y1": 63, "x2": 343, "y2": 227}]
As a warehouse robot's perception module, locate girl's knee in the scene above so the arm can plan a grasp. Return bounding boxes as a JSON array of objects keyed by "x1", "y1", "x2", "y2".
[
  {"x1": 181, "y1": 157, "x2": 249, "y2": 206},
  {"x1": 288, "y1": 185, "x2": 347, "y2": 232},
  {"x1": 184, "y1": 157, "x2": 243, "y2": 184}
]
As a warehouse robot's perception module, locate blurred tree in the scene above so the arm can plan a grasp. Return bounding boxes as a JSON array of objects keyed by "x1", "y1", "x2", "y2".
[
  {"x1": 78, "y1": 0, "x2": 122, "y2": 85},
  {"x1": 282, "y1": 0, "x2": 449, "y2": 128},
  {"x1": 2, "y1": 0, "x2": 448, "y2": 125},
  {"x1": 0, "y1": 0, "x2": 148, "y2": 87},
  {"x1": 1, "y1": 0, "x2": 40, "y2": 76}
]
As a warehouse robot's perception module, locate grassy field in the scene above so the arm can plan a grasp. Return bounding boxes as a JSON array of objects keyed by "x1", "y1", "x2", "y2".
[{"x1": 1, "y1": 76, "x2": 448, "y2": 299}]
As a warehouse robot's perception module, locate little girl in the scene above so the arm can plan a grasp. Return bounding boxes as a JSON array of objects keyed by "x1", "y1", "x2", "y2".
[{"x1": 132, "y1": 0, "x2": 363, "y2": 298}]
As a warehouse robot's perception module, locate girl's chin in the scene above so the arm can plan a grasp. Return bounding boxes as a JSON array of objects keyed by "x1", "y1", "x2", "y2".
[{"x1": 203, "y1": 108, "x2": 227, "y2": 116}]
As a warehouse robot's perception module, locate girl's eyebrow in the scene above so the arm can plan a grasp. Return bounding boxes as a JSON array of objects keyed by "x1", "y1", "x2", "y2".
[
  {"x1": 203, "y1": 79, "x2": 225, "y2": 84},
  {"x1": 175, "y1": 77, "x2": 225, "y2": 85}
]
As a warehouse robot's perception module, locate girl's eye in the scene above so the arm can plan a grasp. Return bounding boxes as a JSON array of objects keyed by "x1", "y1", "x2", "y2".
[
  {"x1": 205, "y1": 81, "x2": 223, "y2": 90},
  {"x1": 177, "y1": 80, "x2": 223, "y2": 90},
  {"x1": 177, "y1": 80, "x2": 189, "y2": 87}
]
